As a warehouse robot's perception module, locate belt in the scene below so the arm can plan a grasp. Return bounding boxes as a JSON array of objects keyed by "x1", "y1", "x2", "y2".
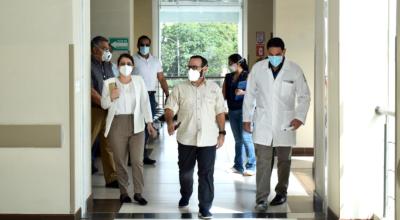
[
  {"x1": 114, "y1": 114, "x2": 133, "y2": 118},
  {"x1": 148, "y1": 91, "x2": 156, "y2": 95}
]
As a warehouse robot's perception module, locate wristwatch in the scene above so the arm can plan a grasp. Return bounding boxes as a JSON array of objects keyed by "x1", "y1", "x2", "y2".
[{"x1": 219, "y1": 130, "x2": 226, "y2": 136}]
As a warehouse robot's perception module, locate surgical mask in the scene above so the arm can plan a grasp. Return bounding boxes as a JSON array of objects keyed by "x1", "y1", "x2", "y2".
[
  {"x1": 229, "y1": 64, "x2": 238, "y2": 72},
  {"x1": 119, "y1": 65, "x2": 133, "y2": 76},
  {"x1": 102, "y1": 49, "x2": 112, "y2": 62},
  {"x1": 188, "y1": 69, "x2": 201, "y2": 82},
  {"x1": 139, "y1": 46, "x2": 150, "y2": 55},
  {"x1": 268, "y1": 55, "x2": 283, "y2": 67}
]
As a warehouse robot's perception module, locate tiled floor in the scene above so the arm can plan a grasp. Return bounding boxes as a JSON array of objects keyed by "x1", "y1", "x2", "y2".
[{"x1": 87, "y1": 122, "x2": 323, "y2": 220}]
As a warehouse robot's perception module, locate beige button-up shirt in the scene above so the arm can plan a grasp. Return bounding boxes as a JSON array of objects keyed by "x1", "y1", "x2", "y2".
[{"x1": 165, "y1": 80, "x2": 226, "y2": 147}]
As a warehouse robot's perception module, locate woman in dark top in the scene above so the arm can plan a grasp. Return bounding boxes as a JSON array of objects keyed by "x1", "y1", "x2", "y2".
[{"x1": 222, "y1": 54, "x2": 256, "y2": 176}]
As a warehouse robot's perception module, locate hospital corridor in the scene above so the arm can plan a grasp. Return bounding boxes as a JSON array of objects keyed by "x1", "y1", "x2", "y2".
[
  {"x1": 88, "y1": 123, "x2": 318, "y2": 219},
  {"x1": 0, "y1": 0, "x2": 399, "y2": 220}
]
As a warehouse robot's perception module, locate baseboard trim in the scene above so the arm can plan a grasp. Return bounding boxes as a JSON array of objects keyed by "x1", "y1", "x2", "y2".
[
  {"x1": 87, "y1": 193, "x2": 93, "y2": 204},
  {"x1": 313, "y1": 191, "x2": 324, "y2": 213},
  {"x1": 74, "y1": 208, "x2": 81, "y2": 220},
  {"x1": 86, "y1": 192, "x2": 94, "y2": 212},
  {"x1": 292, "y1": 147, "x2": 314, "y2": 156},
  {"x1": 0, "y1": 208, "x2": 81, "y2": 220},
  {"x1": 328, "y1": 206, "x2": 339, "y2": 220}
]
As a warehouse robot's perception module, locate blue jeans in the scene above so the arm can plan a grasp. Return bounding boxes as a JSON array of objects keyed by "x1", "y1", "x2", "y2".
[
  {"x1": 144, "y1": 92, "x2": 157, "y2": 158},
  {"x1": 228, "y1": 109, "x2": 256, "y2": 172}
]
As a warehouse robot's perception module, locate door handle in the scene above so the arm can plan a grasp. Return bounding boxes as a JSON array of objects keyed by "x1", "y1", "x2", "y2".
[{"x1": 375, "y1": 106, "x2": 395, "y2": 117}]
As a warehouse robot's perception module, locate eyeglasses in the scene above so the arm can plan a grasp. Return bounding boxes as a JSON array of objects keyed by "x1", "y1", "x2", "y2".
[
  {"x1": 94, "y1": 44, "x2": 109, "y2": 51},
  {"x1": 140, "y1": 44, "x2": 150, "y2": 47},
  {"x1": 187, "y1": 65, "x2": 202, "y2": 70}
]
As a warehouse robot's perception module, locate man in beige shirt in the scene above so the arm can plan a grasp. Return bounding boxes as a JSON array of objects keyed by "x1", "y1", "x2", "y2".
[{"x1": 165, "y1": 55, "x2": 226, "y2": 219}]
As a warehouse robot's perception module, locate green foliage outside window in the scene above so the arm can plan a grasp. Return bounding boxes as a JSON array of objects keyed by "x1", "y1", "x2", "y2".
[{"x1": 161, "y1": 23, "x2": 238, "y2": 78}]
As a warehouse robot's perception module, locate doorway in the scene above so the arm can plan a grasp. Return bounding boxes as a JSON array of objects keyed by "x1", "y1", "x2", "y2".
[{"x1": 86, "y1": 0, "x2": 318, "y2": 219}]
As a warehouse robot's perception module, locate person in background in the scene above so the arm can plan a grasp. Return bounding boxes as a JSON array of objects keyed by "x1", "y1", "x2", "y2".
[
  {"x1": 243, "y1": 37, "x2": 311, "y2": 211},
  {"x1": 90, "y1": 36, "x2": 119, "y2": 188},
  {"x1": 222, "y1": 54, "x2": 256, "y2": 176},
  {"x1": 108, "y1": 42, "x2": 119, "y2": 76},
  {"x1": 133, "y1": 35, "x2": 170, "y2": 165},
  {"x1": 101, "y1": 53, "x2": 157, "y2": 204},
  {"x1": 165, "y1": 55, "x2": 226, "y2": 219}
]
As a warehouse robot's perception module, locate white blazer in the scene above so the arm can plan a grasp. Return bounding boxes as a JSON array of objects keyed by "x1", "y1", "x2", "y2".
[
  {"x1": 243, "y1": 59, "x2": 311, "y2": 147},
  {"x1": 101, "y1": 75, "x2": 153, "y2": 137}
]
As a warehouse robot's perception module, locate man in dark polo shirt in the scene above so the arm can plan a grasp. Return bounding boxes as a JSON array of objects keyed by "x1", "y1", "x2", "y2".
[{"x1": 91, "y1": 36, "x2": 118, "y2": 188}]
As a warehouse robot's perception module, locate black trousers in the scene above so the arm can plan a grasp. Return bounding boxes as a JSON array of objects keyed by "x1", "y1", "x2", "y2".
[
  {"x1": 144, "y1": 92, "x2": 157, "y2": 158},
  {"x1": 178, "y1": 142, "x2": 216, "y2": 212}
]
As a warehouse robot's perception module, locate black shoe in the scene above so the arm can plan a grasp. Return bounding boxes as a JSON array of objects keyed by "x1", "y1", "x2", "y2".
[
  {"x1": 133, "y1": 193, "x2": 148, "y2": 205},
  {"x1": 269, "y1": 193, "x2": 287, "y2": 206},
  {"x1": 178, "y1": 197, "x2": 189, "y2": 208},
  {"x1": 91, "y1": 164, "x2": 98, "y2": 174},
  {"x1": 198, "y1": 210, "x2": 213, "y2": 219},
  {"x1": 105, "y1": 180, "x2": 119, "y2": 188},
  {"x1": 254, "y1": 200, "x2": 268, "y2": 212},
  {"x1": 119, "y1": 194, "x2": 132, "y2": 203},
  {"x1": 143, "y1": 157, "x2": 156, "y2": 165}
]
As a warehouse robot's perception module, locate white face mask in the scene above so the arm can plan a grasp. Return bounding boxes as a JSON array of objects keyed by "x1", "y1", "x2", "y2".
[
  {"x1": 102, "y1": 49, "x2": 112, "y2": 62},
  {"x1": 229, "y1": 63, "x2": 238, "y2": 72},
  {"x1": 119, "y1": 65, "x2": 133, "y2": 76},
  {"x1": 188, "y1": 68, "x2": 201, "y2": 82}
]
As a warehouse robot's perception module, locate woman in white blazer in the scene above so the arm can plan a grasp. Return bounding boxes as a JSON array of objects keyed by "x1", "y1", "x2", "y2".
[{"x1": 101, "y1": 53, "x2": 157, "y2": 205}]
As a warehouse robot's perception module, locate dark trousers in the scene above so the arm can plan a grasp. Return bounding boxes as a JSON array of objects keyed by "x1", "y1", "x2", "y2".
[
  {"x1": 178, "y1": 143, "x2": 216, "y2": 212},
  {"x1": 144, "y1": 92, "x2": 157, "y2": 158}
]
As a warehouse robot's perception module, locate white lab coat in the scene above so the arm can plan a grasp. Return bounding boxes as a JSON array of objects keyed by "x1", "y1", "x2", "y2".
[{"x1": 243, "y1": 59, "x2": 311, "y2": 147}]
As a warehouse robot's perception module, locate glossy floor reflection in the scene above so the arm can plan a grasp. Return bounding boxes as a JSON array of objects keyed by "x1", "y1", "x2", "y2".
[{"x1": 89, "y1": 122, "x2": 321, "y2": 219}]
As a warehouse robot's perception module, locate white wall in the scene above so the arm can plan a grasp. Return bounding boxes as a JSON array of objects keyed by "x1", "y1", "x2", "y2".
[
  {"x1": 91, "y1": 0, "x2": 134, "y2": 59},
  {"x1": 273, "y1": 0, "x2": 315, "y2": 148},
  {"x1": 0, "y1": 0, "x2": 90, "y2": 214},
  {"x1": 247, "y1": 0, "x2": 274, "y2": 66},
  {"x1": 339, "y1": 0, "x2": 390, "y2": 218},
  {"x1": 313, "y1": 0, "x2": 327, "y2": 202},
  {"x1": 72, "y1": 0, "x2": 91, "y2": 214},
  {"x1": 396, "y1": 2, "x2": 400, "y2": 219},
  {"x1": 385, "y1": 1, "x2": 397, "y2": 218},
  {"x1": 133, "y1": 0, "x2": 153, "y2": 54},
  {"x1": 326, "y1": 0, "x2": 340, "y2": 216},
  {"x1": 0, "y1": 0, "x2": 72, "y2": 214}
]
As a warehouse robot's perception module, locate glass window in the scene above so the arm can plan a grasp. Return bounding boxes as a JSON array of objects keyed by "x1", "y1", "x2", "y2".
[{"x1": 159, "y1": 0, "x2": 243, "y2": 78}]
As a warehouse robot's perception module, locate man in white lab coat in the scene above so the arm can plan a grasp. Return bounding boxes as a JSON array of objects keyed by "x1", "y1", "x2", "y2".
[{"x1": 243, "y1": 37, "x2": 311, "y2": 211}]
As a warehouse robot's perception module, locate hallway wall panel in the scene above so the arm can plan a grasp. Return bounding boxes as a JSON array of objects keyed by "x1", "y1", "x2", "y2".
[
  {"x1": 0, "y1": 0, "x2": 90, "y2": 215},
  {"x1": 0, "y1": 0, "x2": 73, "y2": 214},
  {"x1": 273, "y1": 0, "x2": 315, "y2": 148}
]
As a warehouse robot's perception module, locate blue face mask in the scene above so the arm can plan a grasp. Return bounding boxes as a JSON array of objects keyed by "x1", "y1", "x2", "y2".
[
  {"x1": 268, "y1": 55, "x2": 283, "y2": 67},
  {"x1": 139, "y1": 46, "x2": 150, "y2": 55}
]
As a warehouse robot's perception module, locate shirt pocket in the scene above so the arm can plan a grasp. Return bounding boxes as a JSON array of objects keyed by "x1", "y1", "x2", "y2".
[
  {"x1": 203, "y1": 93, "x2": 217, "y2": 115},
  {"x1": 280, "y1": 80, "x2": 294, "y2": 98}
]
